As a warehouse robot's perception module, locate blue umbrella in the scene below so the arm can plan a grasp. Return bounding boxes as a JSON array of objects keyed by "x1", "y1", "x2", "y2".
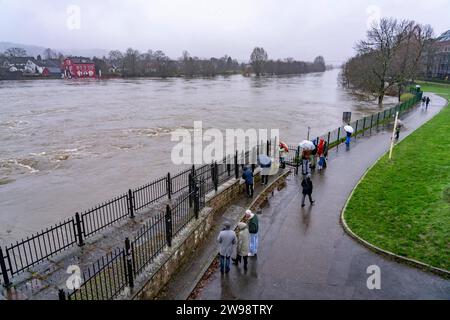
[{"x1": 258, "y1": 154, "x2": 272, "y2": 168}]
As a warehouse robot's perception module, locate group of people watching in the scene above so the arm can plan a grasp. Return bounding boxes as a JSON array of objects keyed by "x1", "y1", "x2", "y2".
[{"x1": 217, "y1": 210, "x2": 259, "y2": 274}]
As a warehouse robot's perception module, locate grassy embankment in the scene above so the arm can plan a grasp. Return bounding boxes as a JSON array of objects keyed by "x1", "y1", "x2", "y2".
[{"x1": 344, "y1": 81, "x2": 450, "y2": 271}]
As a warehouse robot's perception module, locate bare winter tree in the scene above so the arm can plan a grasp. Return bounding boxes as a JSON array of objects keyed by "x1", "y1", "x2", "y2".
[
  {"x1": 43, "y1": 48, "x2": 57, "y2": 60},
  {"x1": 343, "y1": 18, "x2": 433, "y2": 104},
  {"x1": 250, "y1": 47, "x2": 268, "y2": 76},
  {"x1": 4, "y1": 47, "x2": 27, "y2": 57}
]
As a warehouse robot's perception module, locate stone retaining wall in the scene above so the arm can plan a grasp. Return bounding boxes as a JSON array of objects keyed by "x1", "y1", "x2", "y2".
[{"x1": 129, "y1": 169, "x2": 290, "y2": 300}]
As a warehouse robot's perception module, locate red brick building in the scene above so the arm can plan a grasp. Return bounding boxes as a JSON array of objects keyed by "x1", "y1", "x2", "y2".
[{"x1": 62, "y1": 57, "x2": 96, "y2": 79}]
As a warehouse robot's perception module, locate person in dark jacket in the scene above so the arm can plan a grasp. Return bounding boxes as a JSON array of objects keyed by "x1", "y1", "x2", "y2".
[
  {"x1": 242, "y1": 166, "x2": 254, "y2": 198},
  {"x1": 301, "y1": 177, "x2": 315, "y2": 208},
  {"x1": 245, "y1": 210, "x2": 259, "y2": 256},
  {"x1": 426, "y1": 96, "x2": 431, "y2": 109}
]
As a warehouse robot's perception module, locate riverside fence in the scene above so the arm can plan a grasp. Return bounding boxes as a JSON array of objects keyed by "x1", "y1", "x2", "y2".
[
  {"x1": 0, "y1": 144, "x2": 265, "y2": 288},
  {"x1": 284, "y1": 91, "x2": 423, "y2": 172},
  {"x1": 1, "y1": 91, "x2": 422, "y2": 294}
]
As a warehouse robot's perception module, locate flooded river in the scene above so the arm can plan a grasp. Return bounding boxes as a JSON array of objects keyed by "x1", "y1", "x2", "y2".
[{"x1": 0, "y1": 69, "x2": 395, "y2": 242}]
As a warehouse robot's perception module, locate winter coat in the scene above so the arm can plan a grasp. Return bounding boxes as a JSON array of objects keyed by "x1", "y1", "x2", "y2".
[
  {"x1": 301, "y1": 178, "x2": 313, "y2": 195},
  {"x1": 301, "y1": 158, "x2": 310, "y2": 176},
  {"x1": 317, "y1": 140, "x2": 325, "y2": 156},
  {"x1": 217, "y1": 229, "x2": 237, "y2": 257},
  {"x1": 242, "y1": 168, "x2": 254, "y2": 185},
  {"x1": 237, "y1": 222, "x2": 250, "y2": 256},
  {"x1": 248, "y1": 214, "x2": 259, "y2": 234}
]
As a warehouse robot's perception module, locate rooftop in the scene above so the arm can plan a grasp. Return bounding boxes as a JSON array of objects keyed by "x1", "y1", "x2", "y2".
[{"x1": 437, "y1": 29, "x2": 450, "y2": 42}]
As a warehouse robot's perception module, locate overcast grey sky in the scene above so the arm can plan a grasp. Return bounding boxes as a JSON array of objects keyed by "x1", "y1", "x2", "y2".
[{"x1": 0, "y1": 0, "x2": 449, "y2": 64}]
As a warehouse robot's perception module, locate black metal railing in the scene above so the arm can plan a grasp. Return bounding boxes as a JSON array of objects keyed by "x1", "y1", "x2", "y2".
[
  {"x1": 66, "y1": 248, "x2": 128, "y2": 300},
  {"x1": 3, "y1": 218, "x2": 77, "y2": 279},
  {"x1": 81, "y1": 193, "x2": 130, "y2": 237},
  {"x1": 131, "y1": 212, "x2": 166, "y2": 276},
  {"x1": 60, "y1": 176, "x2": 206, "y2": 300},
  {"x1": 1, "y1": 92, "x2": 422, "y2": 289},
  {"x1": 132, "y1": 177, "x2": 167, "y2": 211}
]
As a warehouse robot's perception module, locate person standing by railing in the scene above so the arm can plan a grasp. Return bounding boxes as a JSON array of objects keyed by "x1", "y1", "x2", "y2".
[
  {"x1": 242, "y1": 166, "x2": 254, "y2": 198},
  {"x1": 317, "y1": 139, "x2": 326, "y2": 171},
  {"x1": 345, "y1": 130, "x2": 352, "y2": 146},
  {"x1": 301, "y1": 151, "x2": 311, "y2": 177}
]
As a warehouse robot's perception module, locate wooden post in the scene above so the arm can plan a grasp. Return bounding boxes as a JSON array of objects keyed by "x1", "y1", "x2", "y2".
[{"x1": 389, "y1": 111, "x2": 399, "y2": 160}]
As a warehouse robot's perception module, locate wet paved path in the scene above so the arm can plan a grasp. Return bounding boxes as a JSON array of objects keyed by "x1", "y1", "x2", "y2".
[{"x1": 196, "y1": 94, "x2": 450, "y2": 299}]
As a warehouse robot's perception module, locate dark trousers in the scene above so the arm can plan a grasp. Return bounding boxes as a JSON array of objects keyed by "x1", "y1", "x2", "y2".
[
  {"x1": 220, "y1": 255, "x2": 231, "y2": 274},
  {"x1": 236, "y1": 255, "x2": 248, "y2": 269},
  {"x1": 280, "y1": 157, "x2": 286, "y2": 169},
  {"x1": 246, "y1": 183, "x2": 254, "y2": 197},
  {"x1": 262, "y1": 175, "x2": 269, "y2": 185},
  {"x1": 302, "y1": 193, "x2": 313, "y2": 205}
]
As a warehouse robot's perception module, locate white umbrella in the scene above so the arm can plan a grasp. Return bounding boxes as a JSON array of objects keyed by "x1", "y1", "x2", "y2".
[
  {"x1": 299, "y1": 140, "x2": 315, "y2": 150},
  {"x1": 344, "y1": 125, "x2": 354, "y2": 134}
]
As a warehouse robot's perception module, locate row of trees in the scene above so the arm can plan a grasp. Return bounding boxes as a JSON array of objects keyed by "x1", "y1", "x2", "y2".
[
  {"x1": 1, "y1": 45, "x2": 327, "y2": 78},
  {"x1": 107, "y1": 47, "x2": 327, "y2": 77},
  {"x1": 1, "y1": 47, "x2": 64, "y2": 61},
  {"x1": 106, "y1": 49, "x2": 242, "y2": 77},
  {"x1": 250, "y1": 47, "x2": 326, "y2": 76},
  {"x1": 341, "y1": 18, "x2": 434, "y2": 104}
]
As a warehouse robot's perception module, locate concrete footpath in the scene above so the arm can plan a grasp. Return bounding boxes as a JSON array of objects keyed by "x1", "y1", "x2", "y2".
[
  {"x1": 156, "y1": 170, "x2": 286, "y2": 299},
  {"x1": 195, "y1": 93, "x2": 450, "y2": 300}
]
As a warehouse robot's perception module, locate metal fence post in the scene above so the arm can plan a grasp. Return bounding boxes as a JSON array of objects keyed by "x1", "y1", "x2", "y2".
[
  {"x1": 167, "y1": 172, "x2": 172, "y2": 200},
  {"x1": 337, "y1": 127, "x2": 341, "y2": 143},
  {"x1": 128, "y1": 189, "x2": 135, "y2": 219},
  {"x1": 213, "y1": 162, "x2": 218, "y2": 192},
  {"x1": 266, "y1": 140, "x2": 270, "y2": 156},
  {"x1": 234, "y1": 151, "x2": 239, "y2": 179},
  {"x1": 355, "y1": 120, "x2": 359, "y2": 138},
  {"x1": 58, "y1": 289, "x2": 66, "y2": 301},
  {"x1": 188, "y1": 173, "x2": 193, "y2": 208},
  {"x1": 0, "y1": 247, "x2": 11, "y2": 288},
  {"x1": 165, "y1": 205, "x2": 173, "y2": 247},
  {"x1": 193, "y1": 178, "x2": 200, "y2": 219},
  {"x1": 75, "y1": 212, "x2": 84, "y2": 247},
  {"x1": 327, "y1": 132, "x2": 330, "y2": 146},
  {"x1": 295, "y1": 146, "x2": 301, "y2": 175},
  {"x1": 124, "y1": 238, "x2": 134, "y2": 288},
  {"x1": 362, "y1": 117, "x2": 366, "y2": 136},
  {"x1": 377, "y1": 112, "x2": 380, "y2": 126},
  {"x1": 370, "y1": 114, "x2": 374, "y2": 133}
]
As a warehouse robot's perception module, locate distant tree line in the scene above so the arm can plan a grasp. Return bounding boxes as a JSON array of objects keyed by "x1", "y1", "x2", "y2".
[
  {"x1": 341, "y1": 18, "x2": 434, "y2": 104},
  {"x1": 1, "y1": 45, "x2": 327, "y2": 78}
]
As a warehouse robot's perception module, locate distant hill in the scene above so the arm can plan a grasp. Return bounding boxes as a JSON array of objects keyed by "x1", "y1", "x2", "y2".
[{"x1": 0, "y1": 42, "x2": 110, "y2": 58}]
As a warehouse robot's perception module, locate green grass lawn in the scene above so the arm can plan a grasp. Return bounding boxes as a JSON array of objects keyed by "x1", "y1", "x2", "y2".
[{"x1": 344, "y1": 82, "x2": 450, "y2": 271}]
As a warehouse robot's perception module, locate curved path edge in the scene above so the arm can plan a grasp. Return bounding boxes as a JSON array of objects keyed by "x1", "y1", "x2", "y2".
[{"x1": 340, "y1": 101, "x2": 450, "y2": 279}]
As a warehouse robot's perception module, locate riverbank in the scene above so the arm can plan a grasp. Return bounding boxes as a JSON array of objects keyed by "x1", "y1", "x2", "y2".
[
  {"x1": 1, "y1": 69, "x2": 399, "y2": 242},
  {"x1": 344, "y1": 83, "x2": 450, "y2": 271},
  {"x1": 194, "y1": 93, "x2": 449, "y2": 300}
]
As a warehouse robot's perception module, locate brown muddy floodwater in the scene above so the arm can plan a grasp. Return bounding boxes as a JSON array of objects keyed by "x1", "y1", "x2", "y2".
[{"x1": 0, "y1": 69, "x2": 395, "y2": 243}]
